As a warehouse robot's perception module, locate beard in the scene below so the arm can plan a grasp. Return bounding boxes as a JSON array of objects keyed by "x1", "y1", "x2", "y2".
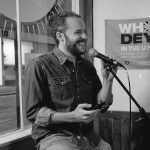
[{"x1": 64, "y1": 35, "x2": 87, "y2": 57}]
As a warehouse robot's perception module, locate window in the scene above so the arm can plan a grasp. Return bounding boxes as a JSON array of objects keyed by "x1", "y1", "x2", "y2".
[{"x1": 0, "y1": 0, "x2": 73, "y2": 140}]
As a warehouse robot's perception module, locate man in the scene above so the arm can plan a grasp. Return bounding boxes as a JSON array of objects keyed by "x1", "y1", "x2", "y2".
[{"x1": 25, "y1": 11, "x2": 117, "y2": 150}]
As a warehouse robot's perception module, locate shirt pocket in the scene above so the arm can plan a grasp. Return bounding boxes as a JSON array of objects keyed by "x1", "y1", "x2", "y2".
[
  {"x1": 80, "y1": 77, "x2": 93, "y2": 103},
  {"x1": 48, "y1": 76, "x2": 73, "y2": 106},
  {"x1": 82, "y1": 77, "x2": 92, "y2": 92}
]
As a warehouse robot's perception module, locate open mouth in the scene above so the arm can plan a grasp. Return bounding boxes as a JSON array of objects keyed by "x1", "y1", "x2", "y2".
[
  {"x1": 77, "y1": 39, "x2": 87, "y2": 46},
  {"x1": 78, "y1": 42, "x2": 86, "y2": 46}
]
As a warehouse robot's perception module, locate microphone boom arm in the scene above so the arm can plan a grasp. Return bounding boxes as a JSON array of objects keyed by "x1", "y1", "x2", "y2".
[{"x1": 105, "y1": 64, "x2": 150, "y2": 134}]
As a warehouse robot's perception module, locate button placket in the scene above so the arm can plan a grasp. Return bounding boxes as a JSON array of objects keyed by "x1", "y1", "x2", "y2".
[{"x1": 76, "y1": 73, "x2": 80, "y2": 101}]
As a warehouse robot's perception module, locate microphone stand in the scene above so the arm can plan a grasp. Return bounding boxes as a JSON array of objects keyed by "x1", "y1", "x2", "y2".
[{"x1": 106, "y1": 64, "x2": 150, "y2": 147}]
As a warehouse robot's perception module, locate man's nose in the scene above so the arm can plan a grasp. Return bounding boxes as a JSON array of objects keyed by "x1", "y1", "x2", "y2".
[{"x1": 81, "y1": 32, "x2": 87, "y2": 40}]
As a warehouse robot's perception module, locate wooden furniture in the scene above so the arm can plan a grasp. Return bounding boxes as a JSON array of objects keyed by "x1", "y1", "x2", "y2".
[{"x1": 95, "y1": 111, "x2": 150, "y2": 150}]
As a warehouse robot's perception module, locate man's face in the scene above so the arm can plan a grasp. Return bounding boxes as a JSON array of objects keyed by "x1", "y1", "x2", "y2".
[{"x1": 63, "y1": 17, "x2": 88, "y2": 56}]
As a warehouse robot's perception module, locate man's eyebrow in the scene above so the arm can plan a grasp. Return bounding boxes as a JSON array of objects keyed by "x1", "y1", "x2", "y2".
[{"x1": 74, "y1": 29, "x2": 87, "y2": 32}]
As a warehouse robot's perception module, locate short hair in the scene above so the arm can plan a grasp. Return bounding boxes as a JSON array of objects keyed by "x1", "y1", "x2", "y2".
[{"x1": 48, "y1": 11, "x2": 81, "y2": 45}]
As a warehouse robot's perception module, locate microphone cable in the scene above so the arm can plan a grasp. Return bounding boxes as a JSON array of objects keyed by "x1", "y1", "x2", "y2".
[{"x1": 122, "y1": 66, "x2": 132, "y2": 150}]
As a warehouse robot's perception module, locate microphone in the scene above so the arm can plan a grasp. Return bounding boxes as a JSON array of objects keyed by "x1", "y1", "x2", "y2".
[{"x1": 88, "y1": 48, "x2": 124, "y2": 67}]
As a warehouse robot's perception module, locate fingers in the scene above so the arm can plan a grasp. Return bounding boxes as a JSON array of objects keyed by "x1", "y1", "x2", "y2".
[
  {"x1": 83, "y1": 116, "x2": 93, "y2": 123},
  {"x1": 100, "y1": 55, "x2": 118, "y2": 75},
  {"x1": 82, "y1": 110, "x2": 100, "y2": 123},
  {"x1": 75, "y1": 103, "x2": 99, "y2": 123},
  {"x1": 100, "y1": 55, "x2": 118, "y2": 67},
  {"x1": 77, "y1": 103, "x2": 92, "y2": 109},
  {"x1": 80, "y1": 113, "x2": 94, "y2": 123}
]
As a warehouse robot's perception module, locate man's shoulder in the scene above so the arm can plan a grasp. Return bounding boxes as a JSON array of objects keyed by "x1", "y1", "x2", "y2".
[
  {"x1": 35, "y1": 51, "x2": 57, "y2": 64},
  {"x1": 26, "y1": 51, "x2": 56, "y2": 69},
  {"x1": 38, "y1": 51, "x2": 54, "y2": 59}
]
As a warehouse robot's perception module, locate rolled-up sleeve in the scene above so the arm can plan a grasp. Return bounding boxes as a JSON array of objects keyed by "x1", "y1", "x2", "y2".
[
  {"x1": 35, "y1": 107, "x2": 55, "y2": 126},
  {"x1": 25, "y1": 58, "x2": 54, "y2": 127}
]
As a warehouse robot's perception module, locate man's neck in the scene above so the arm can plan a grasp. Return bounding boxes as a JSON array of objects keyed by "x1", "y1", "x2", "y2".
[{"x1": 58, "y1": 45, "x2": 76, "y2": 63}]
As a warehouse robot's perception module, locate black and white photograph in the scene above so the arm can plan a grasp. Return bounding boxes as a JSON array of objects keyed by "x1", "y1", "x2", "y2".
[{"x1": 0, "y1": 0, "x2": 149, "y2": 150}]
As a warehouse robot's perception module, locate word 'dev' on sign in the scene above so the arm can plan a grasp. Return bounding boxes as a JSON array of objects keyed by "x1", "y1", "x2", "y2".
[
  {"x1": 105, "y1": 18, "x2": 150, "y2": 69},
  {"x1": 119, "y1": 22, "x2": 150, "y2": 44}
]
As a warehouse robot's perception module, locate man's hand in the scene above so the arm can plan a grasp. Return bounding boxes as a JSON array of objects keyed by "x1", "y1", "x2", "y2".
[
  {"x1": 71, "y1": 103, "x2": 99, "y2": 123},
  {"x1": 100, "y1": 59, "x2": 118, "y2": 81}
]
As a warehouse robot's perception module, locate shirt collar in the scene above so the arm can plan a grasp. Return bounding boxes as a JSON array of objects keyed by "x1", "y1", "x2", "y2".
[{"x1": 53, "y1": 47, "x2": 68, "y2": 65}]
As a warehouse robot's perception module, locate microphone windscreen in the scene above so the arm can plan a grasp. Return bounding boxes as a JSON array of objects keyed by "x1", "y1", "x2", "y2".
[{"x1": 88, "y1": 48, "x2": 98, "y2": 57}]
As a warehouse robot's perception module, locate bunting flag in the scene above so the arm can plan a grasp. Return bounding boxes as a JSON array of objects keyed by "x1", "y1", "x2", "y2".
[
  {"x1": 105, "y1": 18, "x2": 150, "y2": 69},
  {"x1": 0, "y1": 0, "x2": 65, "y2": 38}
]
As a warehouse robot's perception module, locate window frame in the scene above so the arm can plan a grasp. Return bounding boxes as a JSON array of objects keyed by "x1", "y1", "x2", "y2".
[{"x1": 0, "y1": 0, "x2": 80, "y2": 146}]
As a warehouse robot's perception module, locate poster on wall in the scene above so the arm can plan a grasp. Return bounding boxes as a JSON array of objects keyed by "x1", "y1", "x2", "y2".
[{"x1": 105, "y1": 18, "x2": 150, "y2": 69}]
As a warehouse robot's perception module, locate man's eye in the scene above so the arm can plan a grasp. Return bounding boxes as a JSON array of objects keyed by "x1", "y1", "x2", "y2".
[
  {"x1": 75, "y1": 31, "x2": 82, "y2": 34},
  {"x1": 75, "y1": 30, "x2": 87, "y2": 35}
]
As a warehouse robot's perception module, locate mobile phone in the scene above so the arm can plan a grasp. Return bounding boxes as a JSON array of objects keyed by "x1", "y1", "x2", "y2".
[
  {"x1": 85, "y1": 103, "x2": 104, "y2": 110},
  {"x1": 92, "y1": 103, "x2": 104, "y2": 110}
]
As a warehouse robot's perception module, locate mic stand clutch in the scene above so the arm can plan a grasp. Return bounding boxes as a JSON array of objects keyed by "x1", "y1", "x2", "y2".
[{"x1": 105, "y1": 64, "x2": 150, "y2": 147}]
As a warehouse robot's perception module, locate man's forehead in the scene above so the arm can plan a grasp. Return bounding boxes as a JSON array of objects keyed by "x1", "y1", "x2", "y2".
[{"x1": 65, "y1": 17, "x2": 85, "y2": 29}]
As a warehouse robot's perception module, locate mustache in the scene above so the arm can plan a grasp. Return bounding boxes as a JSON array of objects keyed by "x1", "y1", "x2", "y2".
[{"x1": 76, "y1": 39, "x2": 87, "y2": 43}]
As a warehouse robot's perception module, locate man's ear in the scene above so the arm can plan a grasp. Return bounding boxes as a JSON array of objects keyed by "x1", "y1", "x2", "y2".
[{"x1": 56, "y1": 31, "x2": 65, "y2": 42}]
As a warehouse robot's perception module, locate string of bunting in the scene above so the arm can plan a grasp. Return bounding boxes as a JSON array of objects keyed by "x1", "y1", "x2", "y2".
[{"x1": 0, "y1": 0, "x2": 65, "y2": 39}]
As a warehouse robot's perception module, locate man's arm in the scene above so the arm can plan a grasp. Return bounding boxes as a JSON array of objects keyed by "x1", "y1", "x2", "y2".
[
  {"x1": 97, "y1": 79, "x2": 113, "y2": 105},
  {"x1": 25, "y1": 59, "x2": 55, "y2": 126},
  {"x1": 96, "y1": 60, "x2": 117, "y2": 111},
  {"x1": 50, "y1": 103, "x2": 99, "y2": 124}
]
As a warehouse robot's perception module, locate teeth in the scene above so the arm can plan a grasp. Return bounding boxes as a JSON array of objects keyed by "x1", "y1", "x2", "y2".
[{"x1": 78, "y1": 42, "x2": 85, "y2": 45}]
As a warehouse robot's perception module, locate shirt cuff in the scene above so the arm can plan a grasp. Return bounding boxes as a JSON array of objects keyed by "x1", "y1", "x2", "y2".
[{"x1": 35, "y1": 107, "x2": 55, "y2": 127}]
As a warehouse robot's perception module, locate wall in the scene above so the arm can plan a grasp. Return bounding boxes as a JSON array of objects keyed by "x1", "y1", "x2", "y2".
[
  {"x1": 93, "y1": 0, "x2": 150, "y2": 112},
  {"x1": 0, "y1": 136, "x2": 36, "y2": 150}
]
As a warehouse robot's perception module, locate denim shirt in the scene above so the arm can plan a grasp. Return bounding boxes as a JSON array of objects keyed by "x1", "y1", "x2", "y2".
[{"x1": 25, "y1": 47, "x2": 102, "y2": 145}]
